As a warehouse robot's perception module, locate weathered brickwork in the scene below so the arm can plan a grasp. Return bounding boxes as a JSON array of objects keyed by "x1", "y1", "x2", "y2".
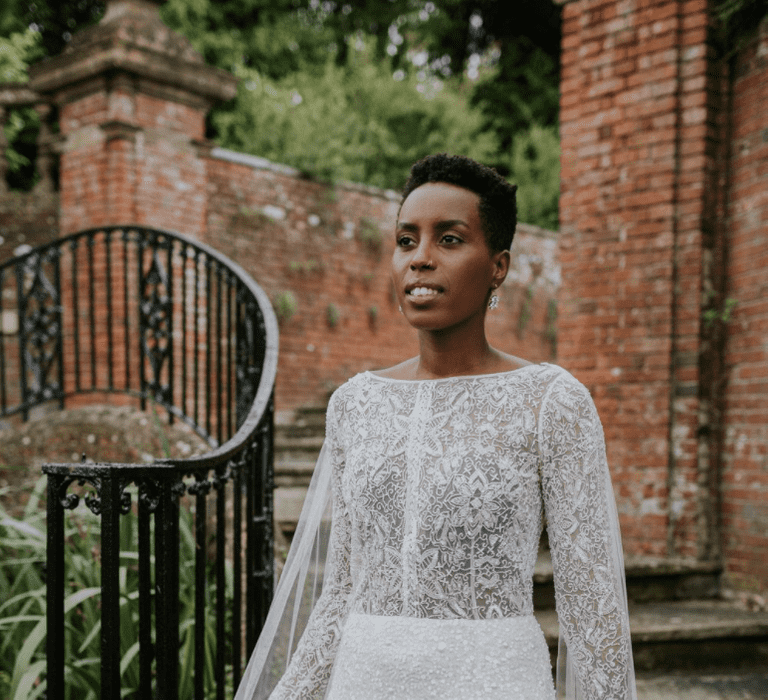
[
  {"x1": 720, "y1": 19, "x2": 768, "y2": 593},
  {"x1": 560, "y1": 0, "x2": 768, "y2": 590},
  {"x1": 205, "y1": 150, "x2": 558, "y2": 410},
  {"x1": 0, "y1": 192, "x2": 59, "y2": 260},
  {"x1": 2, "y1": 0, "x2": 766, "y2": 591},
  {"x1": 560, "y1": 0, "x2": 715, "y2": 557}
]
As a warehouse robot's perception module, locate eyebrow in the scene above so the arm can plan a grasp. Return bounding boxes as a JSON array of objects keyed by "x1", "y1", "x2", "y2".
[{"x1": 396, "y1": 219, "x2": 468, "y2": 232}]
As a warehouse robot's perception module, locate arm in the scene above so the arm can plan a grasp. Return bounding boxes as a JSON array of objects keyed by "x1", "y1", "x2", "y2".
[
  {"x1": 539, "y1": 372, "x2": 636, "y2": 700},
  {"x1": 270, "y1": 399, "x2": 353, "y2": 699},
  {"x1": 235, "y1": 397, "x2": 353, "y2": 700}
]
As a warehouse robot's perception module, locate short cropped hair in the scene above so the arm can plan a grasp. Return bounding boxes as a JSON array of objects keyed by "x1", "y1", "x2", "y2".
[{"x1": 401, "y1": 154, "x2": 518, "y2": 252}]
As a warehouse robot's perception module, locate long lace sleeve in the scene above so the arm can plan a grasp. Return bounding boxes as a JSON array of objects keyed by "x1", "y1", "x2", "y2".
[
  {"x1": 235, "y1": 398, "x2": 353, "y2": 700},
  {"x1": 539, "y1": 371, "x2": 637, "y2": 700}
]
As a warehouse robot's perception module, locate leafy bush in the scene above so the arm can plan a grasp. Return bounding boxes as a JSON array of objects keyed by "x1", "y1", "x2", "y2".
[{"x1": 0, "y1": 479, "x2": 230, "y2": 699}]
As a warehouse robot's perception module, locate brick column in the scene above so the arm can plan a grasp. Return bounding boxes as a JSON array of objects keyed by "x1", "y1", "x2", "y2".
[
  {"x1": 558, "y1": 0, "x2": 724, "y2": 559},
  {"x1": 28, "y1": 0, "x2": 236, "y2": 237},
  {"x1": 720, "y1": 19, "x2": 768, "y2": 592}
]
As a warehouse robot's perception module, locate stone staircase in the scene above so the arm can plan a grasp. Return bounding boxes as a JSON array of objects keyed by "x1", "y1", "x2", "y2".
[
  {"x1": 274, "y1": 405, "x2": 327, "y2": 544},
  {"x1": 274, "y1": 405, "x2": 768, "y2": 691},
  {"x1": 533, "y1": 549, "x2": 768, "y2": 672}
]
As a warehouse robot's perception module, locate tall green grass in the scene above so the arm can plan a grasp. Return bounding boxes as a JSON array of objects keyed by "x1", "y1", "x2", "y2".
[{"x1": 0, "y1": 478, "x2": 232, "y2": 699}]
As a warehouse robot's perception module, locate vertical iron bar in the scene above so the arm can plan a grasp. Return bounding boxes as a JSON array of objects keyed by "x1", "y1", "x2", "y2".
[
  {"x1": 216, "y1": 470, "x2": 226, "y2": 700},
  {"x1": 138, "y1": 234, "x2": 146, "y2": 411},
  {"x1": 100, "y1": 472, "x2": 122, "y2": 700},
  {"x1": 194, "y1": 484, "x2": 207, "y2": 700},
  {"x1": 232, "y1": 457, "x2": 243, "y2": 684},
  {"x1": 138, "y1": 482, "x2": 154, "y2": 700},
  {"x1": 205, "y1": 258, "x2": 212, "y2": 440},
  {"x1": 216, "y1": 264, "x2": 223, "y2": 445},
  {"x1": 105, "y1": 230, "x2": 114, "y2": 390},
  {"x1": 245, "y1": 438, "x2": 255, "y2": 653},
  {"x1": 181, "y1": 243, "x2": 188, "y2": 424},
  {"x1": 155, "y1": 478, "x2": 180, "y2": 700},
  {"x1": 15, "y1": 255, "x2": 29, "y2": 420},
  {"x1": 258, "y1": 396, "x2": 276, "y2": 628},
  {"x1": 53, "y1": 248, "x2": 64, "y2": 410},
  {"x1": 87, "y1": 233, "x2": 96, "y2": 388},
  {"x1": 226, "y1": 274, "x2": 233, "y2": 440},
  {"x1": 0, "y1": 268, "x2": 6, "y2": 414},
  {"x1": 194, "y1": 250, "x2": 200, "y2": 429},
  {"x1": 71, "y1": 238, "x2": 81, "y2": 392},
  {"x1": 166, "y1": 237, "x2": 174, "y2": 424},
  {"x1": 123, "y1": 229, "x2": 131, "y2": 391},
  {"x1": 45, "y1": 472, "x2": 65, "y2": 700}
]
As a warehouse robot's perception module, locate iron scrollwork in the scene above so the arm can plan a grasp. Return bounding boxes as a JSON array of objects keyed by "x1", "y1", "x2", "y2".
[
  {"x1": 139, "y1": 235, "x2": 173, "y2": 405},
  {"x1": 16, "y1": 247, "x2": 63, "y2": 408}
]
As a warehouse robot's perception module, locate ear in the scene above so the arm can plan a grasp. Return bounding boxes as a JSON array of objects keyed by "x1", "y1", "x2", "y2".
[{"x1": 490, "y1": 249, "x2": 510, "y2": 289}]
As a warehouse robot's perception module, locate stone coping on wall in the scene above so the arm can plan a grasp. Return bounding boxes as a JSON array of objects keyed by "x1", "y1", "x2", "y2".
[
  {"x1": 211, "y1": 147, "x2": 402, "y2": 202},
  {"x1": 210, "y1": 146, "x2": 559, "y2": 245}
]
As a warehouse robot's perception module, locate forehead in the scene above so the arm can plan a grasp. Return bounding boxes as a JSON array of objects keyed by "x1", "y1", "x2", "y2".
[{"x1": 398, "y1": 182, "x2": 481, "y2": 223}]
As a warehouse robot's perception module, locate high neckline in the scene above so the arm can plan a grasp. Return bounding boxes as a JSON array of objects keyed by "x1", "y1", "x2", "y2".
[{"x1": 363, "y1": 362, "x2": 548, "y2": 384}]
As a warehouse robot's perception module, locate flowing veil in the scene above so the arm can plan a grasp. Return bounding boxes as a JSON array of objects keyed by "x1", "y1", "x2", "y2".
[
  {"x1": 235, "y1": 435, "x2": 637, "y2": 700},
  {"x1": 235, "y1": 443, "x2": 335, "y2": 699}
]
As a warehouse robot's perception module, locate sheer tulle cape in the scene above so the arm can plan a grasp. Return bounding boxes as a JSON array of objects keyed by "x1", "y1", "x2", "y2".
[
  {"x1": 235, "y1": 371, "x2": 638, "y2": 700},
  {"x1": 235, "y1": 442, "x2": 335, "y2": 700},
  {"x1": 235, "y1": 443, "x2": 636, "y2": 700}
]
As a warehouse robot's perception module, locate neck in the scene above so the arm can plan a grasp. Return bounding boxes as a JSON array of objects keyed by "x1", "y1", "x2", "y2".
[{"x1": 414, "y1": 322, "x2": 496, "y2": 379}]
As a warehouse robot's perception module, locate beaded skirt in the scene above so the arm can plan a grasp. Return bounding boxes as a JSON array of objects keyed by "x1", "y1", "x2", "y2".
[{"x1": 325, "y1": 613, "x2": 556, "y2": 700}]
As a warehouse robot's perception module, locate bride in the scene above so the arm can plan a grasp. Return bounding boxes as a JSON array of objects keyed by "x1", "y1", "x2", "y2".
[{"x1": 235, "y1": 154, "x2": 638, "y2": 699}]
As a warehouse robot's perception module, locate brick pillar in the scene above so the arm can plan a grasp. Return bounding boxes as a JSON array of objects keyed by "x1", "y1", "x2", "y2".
[
  {"x1": 28, "y1": 0, "x2": 236, "y2": 237},
  {"x1": 558, "y1": 0, "x2": 725, "y2": 559},
  {"x1": 720, "y1": 19, "x2": 768, "y2": 592}
]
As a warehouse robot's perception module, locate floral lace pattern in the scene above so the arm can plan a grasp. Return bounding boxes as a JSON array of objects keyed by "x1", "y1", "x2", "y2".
[{"x1": 270, "y1": 364, "x2": 634, "y2": 699}]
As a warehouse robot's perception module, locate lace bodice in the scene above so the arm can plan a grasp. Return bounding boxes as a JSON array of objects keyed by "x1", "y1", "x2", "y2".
[{"x1": 269, "y1": 363, "x2": 635, "y2": 699}]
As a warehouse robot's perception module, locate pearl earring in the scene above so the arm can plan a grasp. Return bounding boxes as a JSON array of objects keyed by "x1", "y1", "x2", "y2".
[{"x1": 488, "y1": 295, "x2": 499, "y2": 310}]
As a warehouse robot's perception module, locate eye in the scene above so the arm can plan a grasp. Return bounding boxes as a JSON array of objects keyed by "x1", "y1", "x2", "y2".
[
  {"x1": 440, "y1": 233, "x2": 462, "y2": 244},
  {"x1": 396, "y1": 234, "x2": 416, "y2": 247}
]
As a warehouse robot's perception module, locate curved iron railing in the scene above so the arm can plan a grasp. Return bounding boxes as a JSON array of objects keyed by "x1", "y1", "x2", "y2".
[{"x1": 0, "y1": 225, "x2": 278, "y2": 699}]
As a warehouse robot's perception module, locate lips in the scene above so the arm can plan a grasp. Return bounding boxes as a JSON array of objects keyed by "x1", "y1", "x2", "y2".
[
  {"x1": 407, "y1": 286, "x2": 442, "y2": 298},
  {"x1": 405, "y1": 282, "x2": 444, "y2": 298}
]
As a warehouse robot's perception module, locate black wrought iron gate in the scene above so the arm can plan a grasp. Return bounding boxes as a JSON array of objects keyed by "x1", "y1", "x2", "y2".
[{"x1": 0, "y1": 226, "x2": 279, "y2": 699}]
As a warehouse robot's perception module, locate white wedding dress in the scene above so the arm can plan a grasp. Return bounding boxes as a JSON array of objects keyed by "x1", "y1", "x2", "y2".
[{"x1": 236, "y1": 363, "x2": 637, "y2": 700}]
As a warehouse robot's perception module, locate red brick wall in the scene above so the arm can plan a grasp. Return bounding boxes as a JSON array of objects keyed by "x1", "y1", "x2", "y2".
[
  {"x1": 205, "y1": 150, "x2": 558, "y2": 412},
  {"x1": 0, "y1": 191, "x2": 59, "y2": 260},
  {"x1": 59, "y1": 80, "x2": 208, "y2": 237},
  {"x1": 559, "y1": 0, "x2": 718, "y2": 558},
  {"x1": 560, "y1": 0, "x2": 768, "y2": 592},
  {"x1": 720, "y1": 18, "x2": 768, "y2": 593}
]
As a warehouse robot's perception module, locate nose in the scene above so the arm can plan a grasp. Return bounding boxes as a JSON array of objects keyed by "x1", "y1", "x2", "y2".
[{"x1": 409, "y1": 240, "x2": 435, "y2": 270}]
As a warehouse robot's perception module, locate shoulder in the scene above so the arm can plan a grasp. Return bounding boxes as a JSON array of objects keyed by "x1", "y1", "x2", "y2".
[
  {"x1": 527, "y1": 362, "x2": 586, "y2": 391},
  {"x1": 537, "y1": 365, "x2": 601, "y2": 425},
  {"x1": 325, "y1": 371, "x2": 374, "y2": 421}
]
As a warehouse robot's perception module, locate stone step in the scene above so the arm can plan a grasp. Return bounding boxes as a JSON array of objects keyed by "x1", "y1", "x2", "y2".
[
  {"x1": 634, "y1": 669, "x2": 768, "y2": 700},
  {"x1": 535, "y1": 599, "x2": 768, "y2": 673},
  {"x1": 275, "y1": 406, "x2": 327, "y2": 440},
  {"x1": 534, "y1": 550, "x2": 721, "y2": 607}
]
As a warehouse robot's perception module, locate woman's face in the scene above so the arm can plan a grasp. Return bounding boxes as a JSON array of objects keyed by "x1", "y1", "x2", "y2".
[{"x1": 392, "y1": 182, "x2": 508, "y2": 333}]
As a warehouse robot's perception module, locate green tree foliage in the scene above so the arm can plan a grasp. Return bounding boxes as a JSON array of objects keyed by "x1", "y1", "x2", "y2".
[
  {"x1": 0, "y1": 26, "x2": 42, "y2": 190},
  {"x1": 315, "y1": 0, "x2": 562, "y2": 169},
  {"x1": 214, "y1": 42, "x2": 496, "y2": 189},
  {"x1": 0, "y1": 0, "x2": 564, "y2": 227},
  {"x1": 506, "y1": 124, "x2": 560, "y2": 231}
]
